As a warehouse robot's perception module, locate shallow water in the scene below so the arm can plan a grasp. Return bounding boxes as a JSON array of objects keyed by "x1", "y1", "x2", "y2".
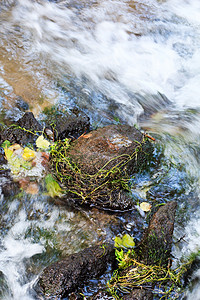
[{"x1": 0, "y1": 0, "x2": 200, "y2": 299}]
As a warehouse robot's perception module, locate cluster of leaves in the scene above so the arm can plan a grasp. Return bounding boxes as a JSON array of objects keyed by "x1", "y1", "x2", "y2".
[
  {"x1": 1, "y1": 136, "x2": 50, "y2": 176},
  {"x1": 1, "y1": 134, "x2": 63, "y2": 197}
]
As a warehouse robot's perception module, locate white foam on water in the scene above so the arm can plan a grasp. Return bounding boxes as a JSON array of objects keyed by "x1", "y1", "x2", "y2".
[{"x1": 0, "y1": 211, "x2": 44, "y2": 300}]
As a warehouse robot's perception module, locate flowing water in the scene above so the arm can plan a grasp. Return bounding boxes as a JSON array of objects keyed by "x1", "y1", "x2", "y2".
[{"x1": 0, "y1": 0, "x2": 200, "y2": 299}]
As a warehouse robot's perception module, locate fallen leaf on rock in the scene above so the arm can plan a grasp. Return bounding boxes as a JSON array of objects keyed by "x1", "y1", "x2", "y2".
[
  {"x1": 36, "y1": 135, "x2": 50, "y2": 150},
  {"x1": 22, "y1": 147, "x2": 36, "y2": 161},
  {"x1": 41, "y1": 152, "x2": 50, "y2": 160},
  {"x1": 19, "y1": 178, "x2": 30, "y2": 189},
  {"x1": 114, "y1": 234, "x2": 135, "y2": 248},
  {"x1": 140, "y1": 202, "x2": 152, "y2": 212},
  {"x1": 4, "y1": 148, "x2": 13, "y2": 161},
  {"x1": 9, "y1": 144, "x2": 21, "y2": 151},
  {"x1": 82, "y1": 133, "x2": 92, "y2": 139}
]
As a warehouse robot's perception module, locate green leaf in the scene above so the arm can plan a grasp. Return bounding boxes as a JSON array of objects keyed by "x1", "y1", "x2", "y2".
[
  {"x1": 114, "y1": 234, "x2": 135, "y2": 249},
  {"x1": 2, "y1": 140, "x2": 11, "y2": 149},
  {"x1": 45, "y1": 174, "x2": 63, "y2": 198},
  {"x1": 121, "y1": 234, "x2": 135, "y2": 248}
]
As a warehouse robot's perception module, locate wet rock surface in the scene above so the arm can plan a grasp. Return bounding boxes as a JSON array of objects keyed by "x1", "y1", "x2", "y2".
[
  {"x1": 0, "y1": 112, "x2": 42, "y2": 145},
  {"x1": 137, "y1": 201, "x2": 177, "y2": 266},
  {"x1": 68, "y1": 124, "x2": 152, "y2": 175},
  {"x1": 44, "y1": 107, "x2": 90, "y2": 140},
  {"x1": 122, "y1": 289, "x2": 153, "y2": 300},
  {"x1": 36, "y1": 243, "x2": 115, "y2": 299},
  {"x1": 0, "y1": 147, "x2": 20, "y2": 197}
]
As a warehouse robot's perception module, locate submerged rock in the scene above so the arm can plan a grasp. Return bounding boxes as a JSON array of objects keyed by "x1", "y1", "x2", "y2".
[
  {"x1": 36, "y1": 243, "x2": 115, "y2": 299},
  {"x1": 50, "y1": 124, "x2": 153, "y2": 210}
]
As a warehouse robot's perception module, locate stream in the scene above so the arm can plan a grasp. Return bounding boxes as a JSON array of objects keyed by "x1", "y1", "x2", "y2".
[{"x1": 0, "y1": 0, "x2": 200, "y2": 299}]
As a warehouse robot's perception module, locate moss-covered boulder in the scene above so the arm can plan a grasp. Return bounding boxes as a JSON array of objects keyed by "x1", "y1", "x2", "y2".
[
  {"x1": 50, "y1": 124, "x2": 153, "y2": 210},
  {"x1": 137, "y1": 201, "x2": 177, "y2": 266},
  {"x1": 116, "y1": 201, "x2": 177, "y2": 300}
]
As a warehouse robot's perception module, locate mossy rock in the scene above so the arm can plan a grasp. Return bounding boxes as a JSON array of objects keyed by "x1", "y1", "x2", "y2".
[
  {"x1": 137, "y1": 201, "x2": 177, "y2": 266},
  {"x1": 50, "y1": 124, "x2": 153, "y2": 210}
]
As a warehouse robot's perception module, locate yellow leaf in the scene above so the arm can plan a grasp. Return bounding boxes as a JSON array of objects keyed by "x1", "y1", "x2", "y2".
[
  {"x1": 36, "y1": 135, "x2": 50, "y2": 150},
  {"x1": 4, "y1": 148, "x2": 14, "y2": 161},
  {"x1": 140, "y1": 202, "x2": 152, "y2": 212},
  {"x1": 22, "y1": 147, "x2": 36, "y2": 161}
]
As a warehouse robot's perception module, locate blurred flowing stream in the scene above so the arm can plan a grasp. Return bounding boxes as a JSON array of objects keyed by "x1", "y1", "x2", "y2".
[{"x1": 0, "y1": 0, "x2": 200, "y2": 299}]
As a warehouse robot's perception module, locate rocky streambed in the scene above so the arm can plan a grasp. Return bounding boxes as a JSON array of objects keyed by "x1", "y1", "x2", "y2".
[{"x1": 0, "y1": 105, "x2": 192, "y2": 299}]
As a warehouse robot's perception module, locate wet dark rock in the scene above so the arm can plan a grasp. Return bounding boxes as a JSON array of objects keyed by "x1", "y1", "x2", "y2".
[
  {"x1": 0, "y1": 170, "x2": 20, "y2": 197},
  {"x1": 122, "y1": 289, "x2": 153, "y2": 300},
  {"x1": 0, "y1": 112, "x2": 42, "y2": 145},
  {"x1": 137, "y1": 201, "x2": 177, "y2": 266},
  {"x1": 54, "y1": 124, "x2": 153, "y2": 210},
  {"x1": 44, "y1": 106, "x2": 90, "y2": 140},
  {"x1": 0, "y1": 146, "x2": 19, "y2": 197},
  {"x1": 68, "y1": 124, "x2": 152, "y2": 175},
  {"x1": 36, "y1": 243, "x2": 115, "y2": 299},
  {"x1": 0, "y1": 146, "x2": 7, "y2": 165}
]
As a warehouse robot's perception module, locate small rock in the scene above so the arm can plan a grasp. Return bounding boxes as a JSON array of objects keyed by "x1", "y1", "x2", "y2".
[
  {"x1": 44, "y1": 106, "x2": 90, "y2": 141},
  {"x1": 0, "y1": 112, "x2": 42, "y2": 145}
]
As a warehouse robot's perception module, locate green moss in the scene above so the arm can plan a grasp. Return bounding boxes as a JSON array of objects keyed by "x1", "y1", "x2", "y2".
[
  {"x1": 107, "y1": 249, "x2": 195, "y2": 300},
  {"x1": 138, "y1": 231, "x2": 171, "y2": 267}
]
